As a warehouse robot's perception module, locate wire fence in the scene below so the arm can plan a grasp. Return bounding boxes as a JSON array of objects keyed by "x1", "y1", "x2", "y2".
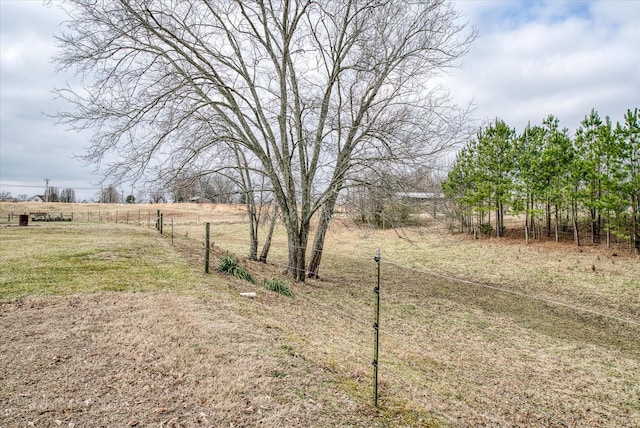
[
  {"x1": 3, "y1": 204, "x2": 636, "y2": 328},
  {"x1": 2, "y1": 203, "x2": 637, "y2": 253}
]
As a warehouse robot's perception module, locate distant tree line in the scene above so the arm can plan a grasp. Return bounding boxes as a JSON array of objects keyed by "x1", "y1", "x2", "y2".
[
  {"x1": 171, "y1": 175, "x2": 239, "y2": 204},
  {"x1": 443, "y1": 108, "x2": 640, "y2": 253},
  {"x1": 0, "y1": 188, "x2": 78, "y2": 202},
  {"x1": 43, "y1": 187, "x2": 77, "y2": 203},
  {"x1": 0, "y1": 192, "x2": 28, "y2": 201}
]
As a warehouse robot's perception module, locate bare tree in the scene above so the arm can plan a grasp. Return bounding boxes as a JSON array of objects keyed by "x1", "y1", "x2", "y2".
[
  {"x1": 202, "y1": 175, "x2": 237, "y2": 203},
  {"x1": 47, "y1": 186, "x2": 60, "y2": 202},
  {"x1": 59, "y1": 188, "x2": 77, "y2": 203},
  {"x1": 172, "y1": 175, "x2": 199, "y2": 203},
  {"x1": 100, "y1": 184, "x2": 121, "y2": 203},
  {"x1": 55, "y1": 0, "x2": 475, "y2": 281},
  {"x1": 173, "y1": 146, "x2": 276, "y2": 261},
  {"x1": 149, "y1": 188, "x2": 167, "y2": 204}
]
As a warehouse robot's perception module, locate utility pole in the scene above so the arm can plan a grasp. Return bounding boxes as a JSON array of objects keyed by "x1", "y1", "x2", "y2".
[{"x1": 44, "y1": 178, "x2": 50, "y2": 202}]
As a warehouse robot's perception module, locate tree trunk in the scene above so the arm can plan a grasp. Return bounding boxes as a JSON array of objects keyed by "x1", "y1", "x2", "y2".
[
  {"x1": 572, "y1": 201, "x2": 580, "y2": 246},
  {"x1": 632, "y1": 195, "x2": 640, "y2": 254},
  {"x1": 529, "y1": 195, "x2": 536, "y2": 240},
  {"x1": 525, "y1": 206, "x2": 529, "y2": 244},
  {"x1": 247, "y1": 212, "x2": 258, "y2": 261},
  {"x1": 286, "y1": 219, "x2": 310, "y2": 282},
  {"x1": 307, "y1": 200, "x2": 336, "y2": 279},
  {"x1": 373, "y1": 198, "x2": 383, "y2": 228},
  {"x1": 554, "y1": 204, "x2": 559, "y2": 243},
  {"x1": 259, "y1": 203, "x2": 278, "y2": 263},
  {"x1": 244, "y1": 195, "x2": 259, "y2": 260},
  {"x1": 287, "y1": 236, "x2": 302, "y2": 281},
  {"x1": 546, "y1": 199, "x2": 551, "y2": 237},
  {"x1": 590, "y1": 208, "x2": 598, "y2": 244},
  {"x1": 306, "y1": 232, "x2": 325, "y2": 279}
]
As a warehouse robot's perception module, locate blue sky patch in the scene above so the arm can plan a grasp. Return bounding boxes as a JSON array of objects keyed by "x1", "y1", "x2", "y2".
[{"x1": 480, "y1": 0, "x2": 593, "y2": 30}]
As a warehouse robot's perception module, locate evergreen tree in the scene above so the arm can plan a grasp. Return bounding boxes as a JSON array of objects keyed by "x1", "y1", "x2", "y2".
[
  {"x1": 575, "y1": 109, "x2": 605, "y2": 244},
  {"x1": 540, "y1": 115, "x2": 574, "y2": 241},
  {"x1": 445, "y1": 108, "x2": 638, "y2": 251},
  {"x1": 618, "y1": 108, "x2": 640, "y2": 252},
  {"x1": 514, "y1": 123, "x2": 545, "y2": 240},
  {"x1": 443, "y1": 143, "x2": 481, "y2": 233},
  {"x1": 475, "y1": 119, "x2": 516, "y2": 237}
]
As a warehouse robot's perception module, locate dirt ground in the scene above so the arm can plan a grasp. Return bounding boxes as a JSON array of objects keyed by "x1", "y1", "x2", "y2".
[{"x1": 0, "y1": 292, "x2": 366, "y2": 427}]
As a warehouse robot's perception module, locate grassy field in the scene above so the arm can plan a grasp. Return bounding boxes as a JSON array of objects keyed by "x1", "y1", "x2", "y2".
[{"x1": 1, "y1": 202, "x2": 639, "y2": 427}]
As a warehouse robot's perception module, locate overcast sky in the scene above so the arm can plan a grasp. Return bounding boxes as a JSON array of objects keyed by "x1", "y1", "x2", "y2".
[{"x1": 1, "y1": 0, "x2": 638, "y2": 201}]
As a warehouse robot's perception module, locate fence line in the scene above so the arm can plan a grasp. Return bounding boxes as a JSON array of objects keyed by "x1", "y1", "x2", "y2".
[
  {"x1": 2, "y1": 206, "x2": 636, "y2": 253},
  {"x1": 159, "y1": 214, "x2": 639, "y2": 329},
  {"x1": 4, "y1": 208, "x2": 635, "y2": 329}
]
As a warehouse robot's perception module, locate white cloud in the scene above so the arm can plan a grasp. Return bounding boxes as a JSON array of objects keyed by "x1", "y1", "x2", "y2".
[
  {"x1": 0, "y1": 0, "x2": 100, "y2": 200},
  {"x1": 446, "y1": 0, "x2": 639, "y2": 132}
]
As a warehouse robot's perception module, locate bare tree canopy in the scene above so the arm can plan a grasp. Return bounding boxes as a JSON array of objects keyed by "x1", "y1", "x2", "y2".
[{"x1": 55, "y1": 0, "x2": 475, "y2": 281}]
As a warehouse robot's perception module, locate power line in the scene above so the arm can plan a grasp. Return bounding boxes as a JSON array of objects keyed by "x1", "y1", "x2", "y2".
[{"x1": 0, "y1": 182, "x2": 99, "y2": 190}]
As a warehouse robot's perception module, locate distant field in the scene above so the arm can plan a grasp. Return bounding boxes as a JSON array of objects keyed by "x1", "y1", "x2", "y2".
[{"x1": 1, "y1": 202, "x2": 639, "y2": 427}]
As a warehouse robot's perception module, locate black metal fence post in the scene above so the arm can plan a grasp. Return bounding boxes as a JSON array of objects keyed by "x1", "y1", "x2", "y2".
[
  {"x1": 205, "y1": 222, "x2": 211, "y2": 273},
  {"x1": 373, "y1": 248, "x2": 381, "y2": 407}
]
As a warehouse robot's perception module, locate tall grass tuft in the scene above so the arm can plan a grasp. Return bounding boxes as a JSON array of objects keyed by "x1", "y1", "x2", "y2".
[
  {"x1": 264, "y1": 278, "x2": 294, "y2": 297},
  {"x1": 217, "y1": 255, "x2": 254, "y2": 283}
]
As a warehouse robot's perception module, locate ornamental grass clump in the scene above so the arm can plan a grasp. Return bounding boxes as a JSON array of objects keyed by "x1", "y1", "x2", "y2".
[
  {"x1": 217, "y1": 255, "x2": 254, "y2": 283},
  {"x1": 264, "y1": 279, "x2": 294, "y2": 297}
]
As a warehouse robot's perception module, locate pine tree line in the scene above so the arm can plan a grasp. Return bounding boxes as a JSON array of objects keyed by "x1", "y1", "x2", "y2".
[{"x1": 443, "y1": 108, "x2": 640, "y2": 253}]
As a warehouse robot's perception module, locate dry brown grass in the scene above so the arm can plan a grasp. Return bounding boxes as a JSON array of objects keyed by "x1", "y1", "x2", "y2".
[
  {"x1": 1, "y1": 202, "x2": 639, "y2": 427},
  {"x1": 1, "y1": 292, "x2": 373, "y2": 426}
]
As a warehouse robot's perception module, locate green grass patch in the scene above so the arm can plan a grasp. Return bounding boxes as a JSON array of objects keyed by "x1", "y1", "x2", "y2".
[{"x1": 0, "y1": 223, "x2": 196, "y2": 300}]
